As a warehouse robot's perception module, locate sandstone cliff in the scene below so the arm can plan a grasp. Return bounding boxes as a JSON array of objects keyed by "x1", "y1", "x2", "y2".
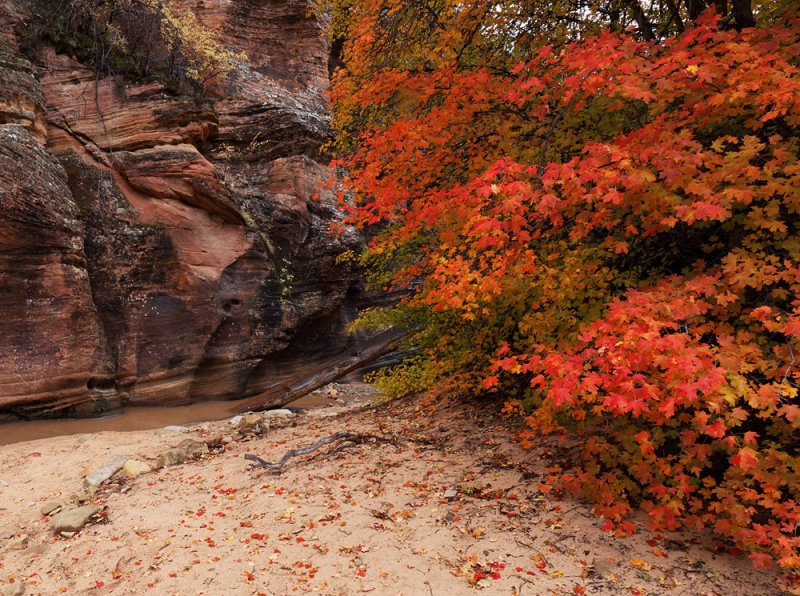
[{"x1": 0, "y1": 0, "x2": 369, "y2": 420}]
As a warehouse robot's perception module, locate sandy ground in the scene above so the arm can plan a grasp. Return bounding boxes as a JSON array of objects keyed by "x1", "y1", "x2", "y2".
[{"x1": 0, "y1": 389, "x2": 785, "y2": 595}]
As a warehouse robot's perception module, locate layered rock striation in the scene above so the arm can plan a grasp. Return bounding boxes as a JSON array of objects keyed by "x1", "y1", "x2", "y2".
[{"x1": 0, "y1": 0, "x2": 368, "y2": 420}]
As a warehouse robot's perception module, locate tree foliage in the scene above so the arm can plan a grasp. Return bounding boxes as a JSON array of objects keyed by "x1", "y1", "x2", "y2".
[
  {"x1": 328, "y1": 0, "x2": 800, "y2": 573},
  {"x1": 24, "y1": 0, "x2": 242, "y2": 93}
]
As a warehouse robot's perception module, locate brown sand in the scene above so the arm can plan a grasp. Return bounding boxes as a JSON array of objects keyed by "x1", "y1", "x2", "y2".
[{"x1": 0, "y1": 391, "x2": 784, "y2": 595}]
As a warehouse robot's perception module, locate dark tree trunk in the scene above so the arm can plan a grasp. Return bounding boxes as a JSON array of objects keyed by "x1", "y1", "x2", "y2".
[
  {"x1": 686, "y1": 0, "x2": 707, "y2": 21},
  {"x1": 664, "y1": 0, "x2": 686, "y2": 33},
  {"x1": 628, "y1": 0, "x2": 656, "y2": 40},
  {"x1": 732, "y1": 0, "x2": 756, "y2": 28}
]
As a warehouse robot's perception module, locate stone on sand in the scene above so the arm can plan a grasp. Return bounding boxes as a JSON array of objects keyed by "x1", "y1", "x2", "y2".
[
  {"x1": 4, "y1": 580, "x2": 25, "y2": 596},
  {"x1": 263, "y1": 409, "x2": 293, "y2": 418},
  {"x1": 1, "y1": 534, "x2": 28, "y2": 552},
  {"x1": 154, "y1": 426, "x2": 189, "y2": 436},
  {"x1": 155, "y1": 439, "x2": 208, "y2": 468},
  {"x1": 40, "y1": 502, "x2": 61, "y2": 516},
  {"x1": 122, "y1": 460, "x2": 152, "y2": 477},
  {"x1": 51, "y1": 505, "x2": 100, "y2": 534},
  {"x1": 84, "y1": 454, "x2": 128, "y2": 487}
]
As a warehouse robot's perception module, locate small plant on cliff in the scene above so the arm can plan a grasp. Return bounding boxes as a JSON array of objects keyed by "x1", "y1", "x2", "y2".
[
  {"x1": 279, "y1": 258, "x2": 295, "y2": 306},
  {"x1": 327, "y1": 0, "x2": 800, "y2": 580},
  {"x1": 23, "y1": 0, "x2": 243, "y2": 94}
]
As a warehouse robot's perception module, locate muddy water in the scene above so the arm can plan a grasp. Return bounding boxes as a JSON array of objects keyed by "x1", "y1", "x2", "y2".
[{"x1": 0, "y1": 393, "x2": 338, "y2": 446}]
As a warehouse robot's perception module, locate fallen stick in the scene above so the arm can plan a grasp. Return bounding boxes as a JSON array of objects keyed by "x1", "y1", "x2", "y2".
[
  {"x1": 244, "y1": 431, "x2": 394, "y2": 470},
  {"x1": 231, "y1": 328, "x2": 408, "y2": 414}
]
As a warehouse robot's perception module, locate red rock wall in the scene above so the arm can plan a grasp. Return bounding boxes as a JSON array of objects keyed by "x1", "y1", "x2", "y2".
[{"x1": 0, "y1": 0, "x2": 365, "y2": 420}]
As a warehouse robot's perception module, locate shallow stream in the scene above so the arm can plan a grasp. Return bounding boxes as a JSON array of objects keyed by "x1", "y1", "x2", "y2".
[{"x1": 0, "y1": 392, "x2": 337, "y2": 446}]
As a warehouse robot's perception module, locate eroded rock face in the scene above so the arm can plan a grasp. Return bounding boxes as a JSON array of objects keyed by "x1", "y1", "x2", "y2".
[
  {"x1": 0, "y1": 0, "x2": 365, "y2": 420},
  {"x1": 0, "y1": 42, "x2": 46, "y2": 142},
  {"x1": 0, "y1": 123, "x2": 115, "y2": 418},
  {"x1": 110, "y1": 144, "x2": 241, "y2": 223}
]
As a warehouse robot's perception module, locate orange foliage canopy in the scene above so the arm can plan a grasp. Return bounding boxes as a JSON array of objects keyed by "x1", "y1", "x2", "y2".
[{"x1": 328, "y1": 0, "x2": 800, "y2": 572}]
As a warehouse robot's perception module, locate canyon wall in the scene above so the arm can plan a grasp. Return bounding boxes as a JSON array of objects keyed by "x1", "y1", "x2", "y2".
[{"x1": 0, "y1": 0, "x2": 368, "y2": 420}]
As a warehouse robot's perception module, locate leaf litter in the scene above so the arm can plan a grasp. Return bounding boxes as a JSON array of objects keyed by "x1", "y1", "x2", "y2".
[{"x1": 0, "y1": 391, "x2": 784, "y2": 594}]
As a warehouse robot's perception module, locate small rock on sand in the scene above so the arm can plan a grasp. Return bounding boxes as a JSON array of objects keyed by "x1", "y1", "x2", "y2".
[
  {"x1": 593, "y1": 558, "x2": 617, "y2": 574},
  {"x1": 122, "y1": 460, "x2": 152, "y2": 477},
  {"x1": 308, "y1": 409, "x2": 340, "y2": 419},
  {"x1": 264, "y1": 409, "x2": 293, "y2": 418},
  {"x1": 85, "y1": 454, "x2": 128, "y2": 487},
  {"x1": 237, "y1": 413, "x2": 264, "y2": 433},
  {"x1": 154, "y1": 425, "x2": 189, "y2": 436},
  {"x1": 1, "y1": 534, "x2": 28, "y2": 552},
  {"x1": 155, "y1": 439, "x2": 208, "y2": 468},
  {"x1": 155, "y1": 448, "x2": 183, "y2": 468},
  {"x1": 51, "y1": 505, "x2": 101, "y2": 534},
  {"x1": 178, "y1": 439, "x2": 209, "y2": 458},
  {"x1": 4, "y1": 580, "x2": 25, "y2": 596},
  {"x1": 72, "y1": 491, "x2": 93, "y2": 504},
  {"x1": 40, "y1": 502, "x2": 61, "y2": 516}
]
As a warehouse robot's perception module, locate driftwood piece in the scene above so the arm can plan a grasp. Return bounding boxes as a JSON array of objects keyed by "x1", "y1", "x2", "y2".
[
  {"x1": 231, "y1": 328, "x2": 407, "y2": 414},
  {"x1": 245, "y1": 431, "x2": 393, "y2": 470}
]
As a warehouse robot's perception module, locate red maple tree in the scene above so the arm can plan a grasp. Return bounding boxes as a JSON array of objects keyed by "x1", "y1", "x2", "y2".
[{"x1": 327, "y1": 0, "x2": 800, "y2": 573}]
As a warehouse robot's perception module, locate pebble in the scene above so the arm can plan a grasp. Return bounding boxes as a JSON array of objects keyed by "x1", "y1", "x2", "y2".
[
  {"x1": 203, "y1": 434, "x2": 224, "y2": 448},
  {"x1": 308, "y1": 409, "x2": 340, "y2": 419},
  {"x1": 0, "y1": 478, "x2": 9, "y2": 486},
  {"x1": 72, "y1": 491, "x2": 93, "y2": 504},
  {"x1": 593, "y1": 558, "x2": 617, "y2": 574},
  {"x1": 155, "y1": 448, "x2": 183, "y2": 468},
  {"x1": 237, "y1": 413, "x2": 264, "y2": 433},
  {"x1": 122, "y1": 460, "x2": 152, "y2": 477},
  {"x1": 178, "y1": 439, "x2": 208, "y2": 458},
  {"x1": 4, "y1": 581, "x2": 25, "y2": 596},
  {"x1": 85, "y1": 454, "x2": 128, "y2": 487},
  {"x1": 40, "y1": 502, "x2": 61, "y2": 516},
  {"x1": 1, "y1": 534, "x2": 28, "y2": 552},
  {"x1": 263, "y1": 409, "x2": 293, "y2": 418},
  {"x1": 155, "y1": 439, "x2": 209, "y2": 468},
  {"x1": 443, "y1": 489, "x2": 458, "y2": 500},
  {"x1": 51, "y1": 505, "x2": 101, "y2": 534},
  {"x1": 154, "y1": 425, "x2": 189, "y2": 436}
]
